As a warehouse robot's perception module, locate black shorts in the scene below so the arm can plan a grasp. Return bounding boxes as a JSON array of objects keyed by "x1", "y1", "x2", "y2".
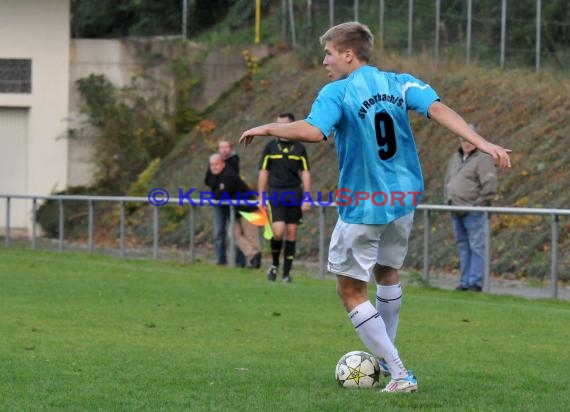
[
  {"x1": 267, "y1": 187, "x2": 303, "y2": 225},
  {"x1": 270, "y1": 203, "x2": 303, "y2": 225}
]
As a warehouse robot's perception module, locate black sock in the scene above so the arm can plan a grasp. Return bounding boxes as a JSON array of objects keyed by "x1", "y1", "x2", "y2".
[
  {"x1": 283, "y1": 240, "x2": 296, "y2": 277},
  {"x1": 271, "y1": 238, "x2": 283, "y2": 268}
]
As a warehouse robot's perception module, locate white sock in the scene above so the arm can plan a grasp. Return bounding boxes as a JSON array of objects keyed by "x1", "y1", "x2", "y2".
[
  {"x1": 376, "y1": 283, "x2": 403, "y2": 344},
  {"x1": 348, "y1": 301, "x2": 407, "y2": 379}
]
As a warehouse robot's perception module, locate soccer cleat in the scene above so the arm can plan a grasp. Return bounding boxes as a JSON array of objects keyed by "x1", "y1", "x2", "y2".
[
  {"x1": 267, "y1": 265, "x2": 278, "y2": 281},
  {"x1": 381, "y1": 370, "x2": 418, "y2": 393},
  {"x1": 377, "y1": 358, "x2": 390, "y2": 377},
  {"x1": 282, "y1": 275, "x2": 292, "y2": 283}
]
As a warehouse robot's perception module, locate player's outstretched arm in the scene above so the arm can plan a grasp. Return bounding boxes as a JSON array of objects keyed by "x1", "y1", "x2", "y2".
[
  {"x1": 239, "y1": 120, "x2": 323, "y2": 147},
  {"x1": 428, "y1": 101, "x2": 512, "y2": 169}
]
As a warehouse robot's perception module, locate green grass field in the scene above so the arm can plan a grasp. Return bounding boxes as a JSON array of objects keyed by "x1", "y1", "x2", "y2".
[{"x1": 1, "y1": 247, "x2": 569, "y2": 411}]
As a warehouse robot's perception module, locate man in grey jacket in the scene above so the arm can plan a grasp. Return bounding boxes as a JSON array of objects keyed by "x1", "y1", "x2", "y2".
[{"x1": 444, "y1": 125, "x2": 498, "y2": 291}]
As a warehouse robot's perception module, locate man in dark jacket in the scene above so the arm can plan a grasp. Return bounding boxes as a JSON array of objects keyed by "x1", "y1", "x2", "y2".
[
  {"x1": 204, "y1": 140, "x2": 243, "y2": 266},
  {"x1": 206, "y1": 154, "x2": 261, "y2": 268}
]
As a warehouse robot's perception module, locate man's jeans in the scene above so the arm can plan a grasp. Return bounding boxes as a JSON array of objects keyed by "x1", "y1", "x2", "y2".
[
  {"x1": 213, "y1": 206, "x2": 230, "y2": 264},
  {"x1": 212, "y1": 206, "x2": 246, "y2": 266},
  {"x1": 451, "y1": 212, "x2": 485, "y2": 288}
]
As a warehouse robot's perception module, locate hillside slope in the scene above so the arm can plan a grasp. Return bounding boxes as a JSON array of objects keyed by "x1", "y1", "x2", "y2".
[{"x1": 153, "y1": 49, "x2": 570, "y2": 280}]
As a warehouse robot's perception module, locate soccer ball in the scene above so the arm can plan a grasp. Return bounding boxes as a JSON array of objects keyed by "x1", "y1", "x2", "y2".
[{"x1": 335, "y1": 350, "x2": 380, "y2": 388}]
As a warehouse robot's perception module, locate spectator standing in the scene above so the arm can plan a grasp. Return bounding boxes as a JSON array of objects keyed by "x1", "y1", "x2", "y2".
[
  {"x1": 217, "y1": 140, "x2": 240, "y2": 174},
  {"x1": 444, "y1": 126, "x2": 499, "y2": 292},
  {"x1": 204, "y1": 140, "x2": 245, "y2": 266},
  {"x1": 207, "y1": 154, "x2": 262, "y2": 268}
]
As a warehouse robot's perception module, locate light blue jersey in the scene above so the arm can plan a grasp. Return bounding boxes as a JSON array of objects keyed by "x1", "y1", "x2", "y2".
[{"x1": 305, "y1": 65, "x2": 439, "y2": 224}]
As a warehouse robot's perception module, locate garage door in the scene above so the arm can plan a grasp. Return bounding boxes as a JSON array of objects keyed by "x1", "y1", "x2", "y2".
[{"x1": 0, "y1": 107, "x2": 29, "y2": 231}]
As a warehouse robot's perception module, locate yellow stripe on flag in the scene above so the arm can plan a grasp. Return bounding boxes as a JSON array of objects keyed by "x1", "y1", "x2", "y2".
[
  {"x1": 263, "y1": 204, "x2": 273, "y2": 240},
  {"x1": 263, "y1": 221, "x2": 273, "y2": 240}
]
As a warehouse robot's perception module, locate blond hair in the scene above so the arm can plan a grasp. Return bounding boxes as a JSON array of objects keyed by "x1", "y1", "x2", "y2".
[{"x1": 319, "y1": 22, "x2": 374, "y2": 62}]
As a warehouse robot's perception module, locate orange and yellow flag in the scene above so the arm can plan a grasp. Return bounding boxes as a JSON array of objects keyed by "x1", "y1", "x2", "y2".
[{"x1": 239, "y1": 208, "x2": 273, "y2": 240}]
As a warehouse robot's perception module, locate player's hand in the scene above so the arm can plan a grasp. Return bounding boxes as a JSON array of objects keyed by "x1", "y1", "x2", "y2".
[
  {"x1": 239, "y1": 126, "x2": 266, "y2": 146},
  {"x1": 257, "y1": 195, "x2": 266, "y2": 209},
  {"x1": 301, "y1": 202, "x2": 311, "y2": 213},
  {"x1": 239, "y1": 133, "x2": 255, "y2": 146},
  {"x1": 480, "y1": 142, "x2": 512, "y2": 169}
]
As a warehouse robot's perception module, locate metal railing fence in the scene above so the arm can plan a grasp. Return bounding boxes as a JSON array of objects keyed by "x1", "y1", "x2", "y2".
[
  {"x1": 1, "y1": 194, "x2": 569, "y2": 299},
  {"x1": 282, "y1": 0, "x2": 570, "y2": 74}
]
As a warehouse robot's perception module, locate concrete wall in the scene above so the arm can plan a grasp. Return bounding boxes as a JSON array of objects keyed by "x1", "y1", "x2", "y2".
[
  {"x1": 201, "y1": 44, "x2": 269, "y2": 110},
  {"x1": 68, "y1": 40, "x2": 269, "y2": 187},
  {"x1": 0, "y1": 0, "x2": 70, "y2": 231}
]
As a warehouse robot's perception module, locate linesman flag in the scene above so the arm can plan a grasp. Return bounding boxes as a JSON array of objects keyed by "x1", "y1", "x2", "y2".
[{"x1": 239, "y1": 208, "x2": 273, "y2": 240}]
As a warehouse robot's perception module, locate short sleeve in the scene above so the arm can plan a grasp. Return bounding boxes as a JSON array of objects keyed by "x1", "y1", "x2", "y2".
[
  {"x1": 298, "y1": 144, "x2": 310, "y2": 171},
  {"x1": 399, "y1": 73, "x2": 440, "y2": 117},
  {"x1": 258, "y1": 143, "x2": 271, "y2": 170},
  {"x1": 305, "y1": 82, "x2": 343, "y2": 138}
]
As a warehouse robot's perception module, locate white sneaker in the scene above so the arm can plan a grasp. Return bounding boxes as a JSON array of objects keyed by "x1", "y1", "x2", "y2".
[{"x1": 381, "y1": 370, "x2": 418, "y2": 393}]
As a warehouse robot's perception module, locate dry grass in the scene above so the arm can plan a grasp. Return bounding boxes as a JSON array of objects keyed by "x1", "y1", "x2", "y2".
[{"x1": 153, "y1": 48, "x2": 570, "y2": 279}]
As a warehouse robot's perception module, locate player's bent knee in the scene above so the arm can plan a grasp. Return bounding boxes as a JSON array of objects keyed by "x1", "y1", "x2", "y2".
[{"x1": 374, "y1": 264, "x2": 400, "y2": 285}]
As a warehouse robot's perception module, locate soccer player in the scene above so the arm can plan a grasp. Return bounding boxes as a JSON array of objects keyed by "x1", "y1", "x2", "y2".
[
  {"x1": 258, "y1": 113, "x2": 311, "y2": 283},
  {"x1": 239, "y1": 22, "x2": 511, "y2": 393}
]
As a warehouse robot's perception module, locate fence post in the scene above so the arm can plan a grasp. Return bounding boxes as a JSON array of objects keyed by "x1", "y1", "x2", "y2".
[
  {"x1": 31, "y1": 198, "x2": 37, "y2": 250},
  {"x1": 288, "y1": 0, "x2": 296, "y2": 48},
  {"x1": 354, "y1": 0, "x2": 359, "y2": 21},
  {"x1": 182, "y1": 0, "x2": 187, "y2": 40},
  {"x1": 434, "y1": 0, "x2": 440, "y2": 60},
  {"x1": 307, "y1": 0, "x2": 314, "y2": 50},
  {"x1": 379, "y1": 0, "x2": 384, "y2": 50},
  {"x1": 422, "y1": 208, "x2": 430, "y2": 284},
  {"x1": 189, "y1": 206, "x2": 196, "y2": 263},
  {"x1": 407, "y1": 0, "x2": 413, "y2": 57},
  {"x1": 58, "y1": 199, "x2": 64, "y2": 252},
  {"x1": 228, "y1": 206, "x2": 236, "y2": 267},
  {"x1": 550, "y1": 213, "x2": 558, "y2": 299},
  {"x1": 535, "y1": 0, "x2": 541, "y2": 73},
  {"x1": 282, "y1": 0, "x2": 287, "y2": 41},
  {"x1": 120, "y1": 201, "x2": 125, "y2": 258},
  {"x1": 466, "y1": 0, "x2": 472, "y2": 64},
  {"x1": 255, "y1": 0, "x2": 261, "y2": 43},
  {"x1": 4, "y1": 197, "x2": 9, "y2": 246},
  {"x1": 88, "y1": 200, "x2": 94, "y2": 255},
  {"x1": 329, "y1": 0, "x2": 334, "y2": 27},
  {"x1": 153, "y1": 206, "x2": 159, "y2": 259},
  {"x1": 483, "y1": 211, "x2": 491, "y2": 292},
  {"x1": 318, "y1": 206, "x2": 326, "y2": 278},
  {"x1": 500, "y1": 0, "x2": 507, "y2": 68}
]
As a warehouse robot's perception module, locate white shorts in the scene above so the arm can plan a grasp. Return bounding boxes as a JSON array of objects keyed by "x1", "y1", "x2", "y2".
[{"x1": 327, "y1": 212, "x2": 414, "y2": 282}]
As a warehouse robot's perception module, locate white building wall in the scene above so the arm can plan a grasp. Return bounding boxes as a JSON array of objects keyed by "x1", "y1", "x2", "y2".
[{"x1": 0, "y1": 0, "x2": 70, "y2": 231}]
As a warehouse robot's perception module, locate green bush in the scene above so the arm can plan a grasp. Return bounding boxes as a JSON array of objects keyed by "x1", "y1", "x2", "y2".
[{"x1": 36, "y1": 187, "x2": 95, "y2": 239}]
